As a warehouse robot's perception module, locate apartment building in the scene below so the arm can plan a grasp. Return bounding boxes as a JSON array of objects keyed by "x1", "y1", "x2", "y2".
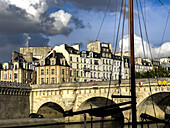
[
  {"x1": 1, "y1": 51, "x2": 38, "y2": 84},
  {"x1": 37, "y1": 51, "x2": 70, "y2": 84}
]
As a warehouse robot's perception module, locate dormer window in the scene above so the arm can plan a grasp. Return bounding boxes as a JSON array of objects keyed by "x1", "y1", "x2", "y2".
[
  {"x1": 15, "y1": 64, "x2": 17, "y2": 70},
  {"x1": 62, "y1": 60, "x2": 65, "y2": 65},
  {"x1": 52, "y1": 60, "x2": 54, "y2": 65},
  {"x1": 41, "y1": 61, "x2": 43, "y2": 66}
]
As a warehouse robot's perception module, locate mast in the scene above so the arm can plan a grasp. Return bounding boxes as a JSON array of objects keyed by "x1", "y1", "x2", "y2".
[{"x1": 130, "y1": 0, "x2": 137, "y2": 127}]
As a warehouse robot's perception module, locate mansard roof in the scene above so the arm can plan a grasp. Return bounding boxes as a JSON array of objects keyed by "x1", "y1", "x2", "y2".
[
  {"x1": 44, "y1": 53, "x2": 69, "y2": 67},
  {"x1": 65, "y1": 44, "x2": 80, "y2": 54}
]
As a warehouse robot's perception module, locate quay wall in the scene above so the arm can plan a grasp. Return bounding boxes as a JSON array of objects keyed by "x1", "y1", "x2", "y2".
[{"x1": 0, "y1": 83, "x2": 31, "y2": 119}]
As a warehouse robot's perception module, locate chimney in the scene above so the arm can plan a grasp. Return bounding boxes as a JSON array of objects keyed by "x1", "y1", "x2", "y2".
[{"x1": 53, "y1": 50, "x2": 56, "y2": 57}]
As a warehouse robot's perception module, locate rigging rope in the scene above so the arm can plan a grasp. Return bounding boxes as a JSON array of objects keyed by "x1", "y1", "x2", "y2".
[
  {"x1": 158, "y1": 13, "x2": 169, "y2": 58},
  {"x1": 137, "y1": 0, "x2": 159, "y2": 127},
  {"x1": 158, "y1": 0, "x2": 170, "y2": 13},
  {"x1": 96, "y1": 0, "x2": 112, "y2": 40},
  {"x1": 106, "y1": 0, "x2": 124, "y2": 105},
  {"x1": 119, "y1": 0, "x2": 126, "y2": 93},
  {"x1": 138, "y1": 0, "x2": 153, "y2": 60}
]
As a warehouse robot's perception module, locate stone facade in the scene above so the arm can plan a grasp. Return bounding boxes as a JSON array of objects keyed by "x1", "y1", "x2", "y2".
[
  {"x1": 30, "y1": 78, "x2": 170, "y2": 122},
  {"x1": 20, "y1": 46, "x2": 51, "y2": 59},
  {"x1": 37, "y1": 52, "x2": 70, "y2": 84},
  {"x1": 0, "y1": 84, "x2": 31, "y2": 119}
]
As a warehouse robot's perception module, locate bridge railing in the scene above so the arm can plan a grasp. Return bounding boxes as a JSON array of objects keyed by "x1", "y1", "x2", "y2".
[{"x1": 0, "y1": 81, "x2": 30, "y2": 87}]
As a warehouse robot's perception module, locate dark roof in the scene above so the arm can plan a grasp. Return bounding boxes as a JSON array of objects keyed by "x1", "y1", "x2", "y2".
[
  {"x1": 80, "y1": 51, "x2": 100, "y2": 58},
  {"x1": 44, "y1": 53, "x2": 69, "y2": 67},
  {"x1": 142, "y1": 60, "x2": 151, "y2": 66},
  {"x1": 65, "y1": 44, "x2": 79, "y2": 54}
]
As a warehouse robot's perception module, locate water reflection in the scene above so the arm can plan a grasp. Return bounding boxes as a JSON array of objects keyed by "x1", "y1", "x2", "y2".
[{"x1": 26, "y1": 121, "x2": 168, "y2": 128}]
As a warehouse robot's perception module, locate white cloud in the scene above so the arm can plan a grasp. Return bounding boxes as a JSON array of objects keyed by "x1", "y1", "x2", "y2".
[
  {"x1": 0, "y1": 0, "x2": 73, "y2": 35},
  {"x1": 49, "y1": 10, "x2": 72, "y2": 33},
  {"x1": 119, "y1": 34, "x2": 170, "y2": 58}
]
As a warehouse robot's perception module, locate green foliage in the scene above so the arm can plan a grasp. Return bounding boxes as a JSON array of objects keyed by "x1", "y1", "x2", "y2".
[{"x1": 135, "y1": 66, "x2": 170, "y2": 78}]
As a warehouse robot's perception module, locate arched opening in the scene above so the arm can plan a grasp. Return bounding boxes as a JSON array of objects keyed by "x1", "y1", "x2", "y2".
[
  {"x1": 37, "y1": 102, "x2": 64, "y2": 118},
  {"x1": 78, "y1": 97, "x2": 124, "y2": 121},
  {"x1": 137, "y1": 92, "x2": 170, "y2": 120}
]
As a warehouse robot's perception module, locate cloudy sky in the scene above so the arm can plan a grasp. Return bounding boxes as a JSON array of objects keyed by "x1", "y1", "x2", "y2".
[{"x1": 0, "y1": 0, "x2": 169, "y2": 62}]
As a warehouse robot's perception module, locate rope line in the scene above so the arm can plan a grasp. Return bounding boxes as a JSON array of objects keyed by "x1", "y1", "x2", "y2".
[
  {"x1": 96, "y1": 0, "x2": 112, "y2": 40},
  {"x1": 106, "y1": 0, "x2": 124, "y2": 105},
  {"x1": 158, "y1": 13, "x2": 169, "y2": 58}
]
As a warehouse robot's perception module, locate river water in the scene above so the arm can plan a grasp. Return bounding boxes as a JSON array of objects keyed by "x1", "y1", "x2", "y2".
[{"x1": 26, "y1": 121, "x2": 168, "y2": 128}]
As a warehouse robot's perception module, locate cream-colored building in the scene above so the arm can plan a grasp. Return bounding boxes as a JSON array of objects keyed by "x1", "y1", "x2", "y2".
[
  {"x1": 1, "y1": 51, "x2": 38, "y2": 84},
  {"x1": 37, "y1": 52, "x2": 70, "y2": 84}
]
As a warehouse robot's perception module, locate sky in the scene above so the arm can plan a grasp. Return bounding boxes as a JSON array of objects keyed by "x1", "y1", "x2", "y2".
[{"x1": 0, "y1": 0, "x2": 169, "y2": 62}]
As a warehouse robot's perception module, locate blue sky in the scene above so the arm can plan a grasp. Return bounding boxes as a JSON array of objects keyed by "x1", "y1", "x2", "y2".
[{"x1": 0, "y1": 0, "x2": 169, "y2": 62}]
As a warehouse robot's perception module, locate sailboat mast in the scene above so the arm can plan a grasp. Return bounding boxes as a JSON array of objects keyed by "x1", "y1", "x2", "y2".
[{"x1": 130, "y1": 0, "x2": 137, "y2": 127}]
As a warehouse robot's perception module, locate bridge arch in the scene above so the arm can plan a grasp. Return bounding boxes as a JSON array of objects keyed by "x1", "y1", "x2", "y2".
[
  {"x1": 37, "y1": 102, "x2": 64, "y2": 117},
  {"x1": 137, "y1": 92, "x2": 170, "y2": 121},
  {"x1": 76, "y1": 96, "x2": 124, "y2": 120},
  {"x1": 33, "y1": 98, "x2": 65, "y2": 115}
]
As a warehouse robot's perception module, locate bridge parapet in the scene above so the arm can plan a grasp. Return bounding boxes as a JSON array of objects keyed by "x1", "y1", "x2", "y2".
[{"x1": 0, "y1": 81, "x2": 30, "y2": 88}]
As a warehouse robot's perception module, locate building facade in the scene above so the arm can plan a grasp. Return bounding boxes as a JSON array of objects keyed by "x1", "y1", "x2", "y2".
[
  {"x1": 37, "y1": 52, "x2": 70, "y2": 84},
  {"x1": 1, "y1": 51, "x2": 38, "y2": 84}
]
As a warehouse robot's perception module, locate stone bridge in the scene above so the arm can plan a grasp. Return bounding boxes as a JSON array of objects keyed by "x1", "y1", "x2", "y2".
[{"x1": 30, "y1": 78, "x2": 170, "y2": 122}]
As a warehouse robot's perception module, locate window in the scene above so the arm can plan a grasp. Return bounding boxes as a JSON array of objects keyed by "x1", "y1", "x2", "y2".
[
  {"x1": 103, "y1": 59, "x2": 105, "y2": 64},
  {"x1": 84, "y1": 72, "x2": 86, "y2": 77},
  {"x1": 41, "y1": 61, "x2": 43, "y2": 66},
  {"x1": 51, "y1": 77, "x2": 54, "y2": 84},
  {"x1": 9, "y1": 73, "x2": 12, "y2": 79},
  {"x1": 90, "y1": 60, "x2": 92, "y2": 64},
  {"x1": 77, "y1": 71, "x2": 79, "y2": 77},
  {"x1": 41, "y1": 78, "x2": 44, "y2": 84},
  {"x1": 70, "y1": 57, "x2": 72, "y2": 61},
  {"x1": 62, "y1": 60, "x2": 64, "y2": 65},
  {"x1": 62, "y1": 69, "x2": 64, "y2": 75},
  {"x1": 14, "y1": 73, "x2": 17, "y2": 79},
  {"x1": 62, "y1": 77, "x2": 65, "y2": 82},
  {"x1": 103, "y1": 73, "x2": 105, "y2": 78},
  {"x1": 41, "y1": 69, "x2": 44, "y2": 75},
  {"x1": 70, "y1": 63, "x2": 72, "y2": 68},
  {"x1": 4, "y1": 73, "x2": 7, "y2": 79},
  {"x1": 52, "y1": 60, "x2": 54, "y2": 65},
  {"x1": 115, "y1": 74, "x2": 117, "y2": 80},
  {"x1": 103, "y1": 66, "x2": 105, "y2": 71},
  {"x1": 15, "y1": 64, "x2": 17, "y2": 69},
  {"x1": 51, "y1": 69, "x2": 54, "y2": 75},
  {"x1": 94, "y1": 60, "x2": 99, "y2": 65},
  {"x1": 24, "y1": 73, "x2": 27, "y2": 79},
  {"x1": 5, "y1": 65, "x2": 7, "y2": 69},
  {"x1": 47, "y1": 69, "x2": 48, "y2": 75},
  {"x1": 84, "y1": 59, "x2": 86, "y2": 63},
  {"x1": 81, "y1": 71, "x2": 83, "y2": 77},
  {"x1": 47, "y1": 78, "x2": 48, "y2": 84},
  {"x1": 77, "y1": 64, "x2": 79, "y2": 69},
  {"x1": 70, "y1": 70, "x2": 72, "y2": 76},
  {"x1": 77, "y1": 57, "x2": 79, "y2": 62}
]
